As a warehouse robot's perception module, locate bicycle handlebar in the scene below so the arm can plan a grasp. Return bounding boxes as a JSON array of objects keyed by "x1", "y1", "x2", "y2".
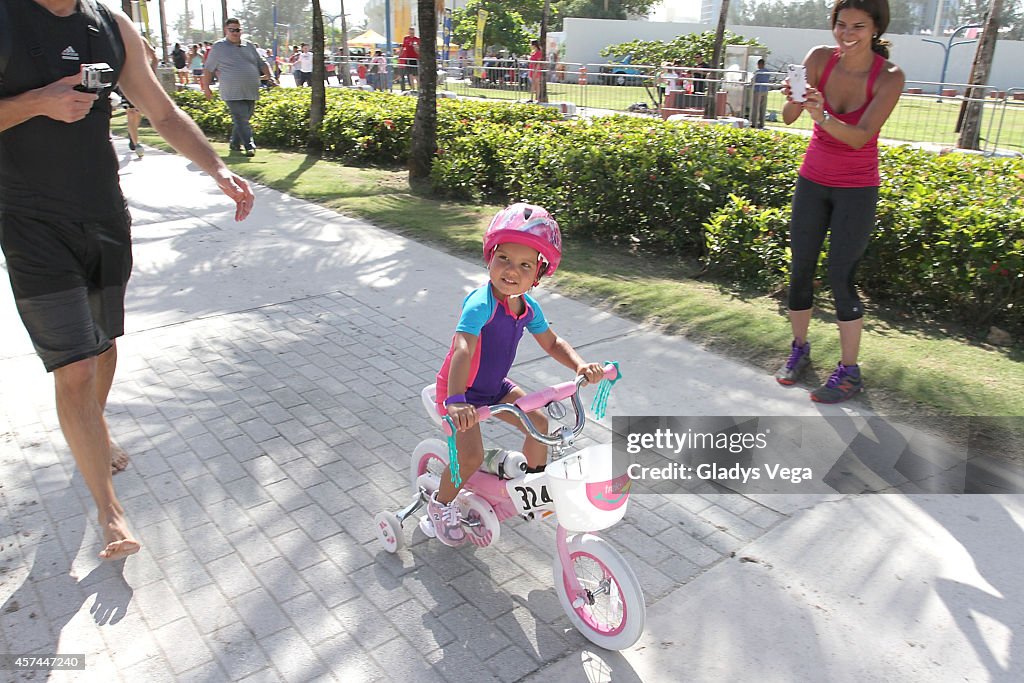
[{"x1": 441, "y1": 363, "x2": 619, "y2": 446}]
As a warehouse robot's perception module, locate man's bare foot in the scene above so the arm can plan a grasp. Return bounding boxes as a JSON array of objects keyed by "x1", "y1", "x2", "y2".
[
  {"x1": 98, "y1": 508, "x2": 141, "y2": 561},
  {"x1": 110, "y1": 443, "x2": 129, "y2": 474}
]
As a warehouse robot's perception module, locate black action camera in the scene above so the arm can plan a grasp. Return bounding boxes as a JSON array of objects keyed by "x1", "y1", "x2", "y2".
[{"x1": 78, "y1": 63, "x2": 115, "y2": 92}]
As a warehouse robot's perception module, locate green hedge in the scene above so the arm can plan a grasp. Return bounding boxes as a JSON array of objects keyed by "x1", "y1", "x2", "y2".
[
  {"x1": 171, "y1": 89, "x2": 1024, "y2": 334},
  {"x1": 172, "y1": 88, "x2": 561, "y2": 164}
]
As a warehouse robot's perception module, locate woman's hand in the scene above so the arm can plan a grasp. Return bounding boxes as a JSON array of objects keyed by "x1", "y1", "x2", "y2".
[{"x1": 802, "y1": 86, "x2": 826, "y2": 124}]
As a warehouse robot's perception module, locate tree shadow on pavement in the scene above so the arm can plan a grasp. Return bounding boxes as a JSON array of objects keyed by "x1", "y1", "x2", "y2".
[
  {"x1": 1, "y1": 473, "x2": 134, "y2": 679},
  {"x1": 927, "y1": 496, "x2": 1024, "y2": 681}
]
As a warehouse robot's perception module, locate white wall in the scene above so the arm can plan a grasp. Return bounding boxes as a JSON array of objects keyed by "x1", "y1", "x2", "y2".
[{"x1": 563, "y1": 18, "x2": 1024, "y2": 91}]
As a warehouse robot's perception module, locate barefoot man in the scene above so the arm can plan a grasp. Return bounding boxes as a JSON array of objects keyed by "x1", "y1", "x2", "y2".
[{"x1": 0, "y1": 0, "x2": 254, "y2": 560}]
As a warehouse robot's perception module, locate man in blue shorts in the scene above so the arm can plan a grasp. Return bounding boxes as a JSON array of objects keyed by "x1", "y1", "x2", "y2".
[{"x1": 0, "y1": 0, "x2": 255, "y2": 560}]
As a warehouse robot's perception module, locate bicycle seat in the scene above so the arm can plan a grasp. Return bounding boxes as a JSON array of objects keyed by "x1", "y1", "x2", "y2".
[{"x1": 421, "y1": 385, "x2": 443, "y2": 427}]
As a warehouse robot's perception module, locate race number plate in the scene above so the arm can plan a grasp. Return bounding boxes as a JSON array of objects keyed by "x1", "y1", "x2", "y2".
[{"x1": 507, "y1": 472, "x2": 554, "y2": 515}]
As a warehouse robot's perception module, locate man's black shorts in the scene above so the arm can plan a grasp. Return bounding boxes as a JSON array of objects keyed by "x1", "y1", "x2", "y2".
[{"x1": 0, "y1": 211, "x2": 133, "y2": 372}]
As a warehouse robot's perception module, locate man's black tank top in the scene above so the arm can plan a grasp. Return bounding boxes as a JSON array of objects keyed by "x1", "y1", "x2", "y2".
[{"x1": 0, "y1": 0, "x2": 127, "y2": 221}]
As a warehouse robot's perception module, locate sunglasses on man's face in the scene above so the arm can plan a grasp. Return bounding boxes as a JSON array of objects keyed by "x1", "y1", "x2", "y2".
[{"x1": 227, "y1": 27, "x2": 242, "y2": 33}]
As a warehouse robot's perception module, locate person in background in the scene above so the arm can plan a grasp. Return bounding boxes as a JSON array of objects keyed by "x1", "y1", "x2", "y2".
[
  {"x1": 398, "y1": 27, "x2": 420, "y2": 90},
  {"x1": 527, "y1": 40, "x2": 543, "y2": 102},
  {"x1": 171, "y1": 42, "x2": 188, "y2": 86},
  {"x1": 293, "y1": 43, "x2": 313, "y2": 87},
  {"x1": 121, "y1": 38, "x2": 159, "y2": 157},
  {"x1": 188, "y1": 44, "x2": 204, "y2": 83},
  {"x1": 201, "y1": 17, "x2": 277, "y2": 156},
  {"x1": 369, "y1": 50, "x2": 388, "y2": 91},
  {"x1": 774, "y1": 0, "x2": 904, "y2": 403},
  {"x1": 692, "y1": 55, "x2": 710, "y2": 95},
  {"x1": 751, "y1": 58, "x2": 772, "y2": 128}
]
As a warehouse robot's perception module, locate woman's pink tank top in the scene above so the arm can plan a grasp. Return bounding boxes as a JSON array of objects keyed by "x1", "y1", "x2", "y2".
[{"x1": 800, "y1": 50, "x2": 885, "y2": 188}]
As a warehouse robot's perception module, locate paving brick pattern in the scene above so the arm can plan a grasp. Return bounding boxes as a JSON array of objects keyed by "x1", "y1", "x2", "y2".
[{"x1": 0, "y1": 290, "x2": 789, "y2": 682}]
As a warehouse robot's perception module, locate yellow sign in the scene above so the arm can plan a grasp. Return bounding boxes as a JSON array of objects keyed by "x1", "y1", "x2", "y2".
[
  {"x1": 475, "y1": 9, "x2": 488, "y2": 77},
  {"x1": 140, "y1": 1, "x2": 152, "y2": 40}
]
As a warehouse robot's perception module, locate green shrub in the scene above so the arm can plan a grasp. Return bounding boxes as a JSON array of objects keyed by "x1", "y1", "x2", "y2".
[
  {"x1": 704, "y1": 195, "x2": 791, "y2": 290},
  {"x1": 250, "y1": 88, "x2": 312, "y2": 148},
  {"x1": 172, "y1": 89, "x2": 232, "y2": 139},
  {"x1": 867, "y1": 147, "x2": 1024, "y2": 330}
]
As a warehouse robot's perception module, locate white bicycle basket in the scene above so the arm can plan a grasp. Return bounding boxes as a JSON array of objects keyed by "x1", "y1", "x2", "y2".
[{"x1": 545, "y1": 443, "x2": 631, "y2": 532}]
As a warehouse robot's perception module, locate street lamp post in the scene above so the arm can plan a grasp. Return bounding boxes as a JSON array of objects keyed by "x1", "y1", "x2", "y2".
[{"x1": 922, "y1": 23, "x2": 982, "y2": 97}]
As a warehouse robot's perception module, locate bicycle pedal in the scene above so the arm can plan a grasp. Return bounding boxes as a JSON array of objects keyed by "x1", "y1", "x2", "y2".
[{"x1": 418, "y1": 515, "x2": 437, "y2": 538}]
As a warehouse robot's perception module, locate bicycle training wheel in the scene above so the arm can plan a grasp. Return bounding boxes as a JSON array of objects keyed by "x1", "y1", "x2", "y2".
[
  {"x1": 373, "y1": 510, "x2": 404, "y2": 553},
  {"x1": 552, "y1": 533, "x2": 646, "y2": 650}
]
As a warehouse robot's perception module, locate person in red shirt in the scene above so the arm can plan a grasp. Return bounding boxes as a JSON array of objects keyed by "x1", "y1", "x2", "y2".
[
  {"x1": 527, "y1": 39, "x2": 543, "y2": 102},
  {"x1": 774, "y1": 0, "x2": 904, "y2": 404},
  {"x1": 398, "y1": 26, "x2": 420, "y2": 90}
]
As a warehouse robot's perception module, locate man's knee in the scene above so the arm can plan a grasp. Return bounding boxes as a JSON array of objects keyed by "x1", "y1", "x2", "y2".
[{"x1": 54, "y1": 356, "x2": 99, "y2": 393}]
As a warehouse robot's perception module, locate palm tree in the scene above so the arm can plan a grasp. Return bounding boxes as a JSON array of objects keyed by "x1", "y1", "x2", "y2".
[
  {"x1": 958, "y1": 0, "x2": 1004, "y2": 149},
  {"x1": 409, "y1": 0, "x2": 438, "y2": 188},
  {"x1": 309, "y1": 0, "x2": 327, "y2": 152}
]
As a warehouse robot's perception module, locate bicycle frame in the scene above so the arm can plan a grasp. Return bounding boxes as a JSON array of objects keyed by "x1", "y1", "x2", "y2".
[{"x1": 433, "y1": 365, "x2": 621, "y2": 608}]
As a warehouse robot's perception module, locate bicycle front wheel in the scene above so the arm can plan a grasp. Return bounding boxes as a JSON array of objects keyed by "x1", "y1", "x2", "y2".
[{"x1": 552, "y1": 533, "x2": 646, "y2": 650}]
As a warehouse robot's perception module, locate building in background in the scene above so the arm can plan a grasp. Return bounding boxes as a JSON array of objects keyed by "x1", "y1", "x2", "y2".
[
  {"x1": 365, "y1": 0, "x2": 471, "y2": 46},
  {"x1": 700, "y1": 0, "x2": 722, "y2": 25}
]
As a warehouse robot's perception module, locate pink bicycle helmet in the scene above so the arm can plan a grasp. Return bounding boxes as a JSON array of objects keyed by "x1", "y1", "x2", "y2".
[{"x1": 483, "y1": 203, "x2": 562, "y2": 279}]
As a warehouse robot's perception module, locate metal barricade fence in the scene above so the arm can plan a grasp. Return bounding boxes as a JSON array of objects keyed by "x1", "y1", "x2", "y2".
[
  {"x1": 435, "y1": 60, "x2": 1021, "y2": 154},
  {"x1": 992, "y1": 87, "x2": 1024, "y2": 154},
  {"x1": 887, "y1": 81, "x2": 999, "y2": 152}
]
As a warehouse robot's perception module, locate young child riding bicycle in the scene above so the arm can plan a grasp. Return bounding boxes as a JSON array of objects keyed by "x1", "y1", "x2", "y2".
[{"x1": 426, "y1": 203, "x2": 605, "y2": 547}]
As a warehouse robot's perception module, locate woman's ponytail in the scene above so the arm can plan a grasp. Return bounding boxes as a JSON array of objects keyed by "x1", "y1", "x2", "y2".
[{"x1": 871, "y1": 35, "x2": 890, "y2": 59}]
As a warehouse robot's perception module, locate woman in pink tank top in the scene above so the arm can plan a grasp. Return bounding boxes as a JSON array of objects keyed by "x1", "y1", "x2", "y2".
[{"x1": 773, "y1": 0, "x2": 905, "y2": 404}]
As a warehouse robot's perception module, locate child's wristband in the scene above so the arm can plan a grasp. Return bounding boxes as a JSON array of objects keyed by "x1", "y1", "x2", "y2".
[{"x1": 444, "y1": 393, "x2": 467, "y2": 407}]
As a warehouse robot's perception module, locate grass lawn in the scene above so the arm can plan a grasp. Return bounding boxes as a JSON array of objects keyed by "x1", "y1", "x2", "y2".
[{"x1": 115, "y1": 114, "x2": 1024, "y2": 423}]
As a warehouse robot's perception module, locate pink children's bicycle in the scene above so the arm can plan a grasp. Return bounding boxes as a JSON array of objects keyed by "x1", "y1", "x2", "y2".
[{"x1": 373, "y1": 363, "x2": 646, "y2": 650}]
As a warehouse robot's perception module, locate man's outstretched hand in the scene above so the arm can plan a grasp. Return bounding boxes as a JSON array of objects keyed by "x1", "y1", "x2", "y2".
[{"x1": 215, "y1": 171, "x2": 255, "y2": 221}]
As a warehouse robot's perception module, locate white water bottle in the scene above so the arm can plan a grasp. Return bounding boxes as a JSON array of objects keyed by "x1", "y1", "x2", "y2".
[{"x1": 481, "y1": 448, "x2": 528, "y2": 479}]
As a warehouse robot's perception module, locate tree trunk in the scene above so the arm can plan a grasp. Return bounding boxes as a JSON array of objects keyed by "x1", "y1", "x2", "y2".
[
  {"x1": 957, "y1": 0, "x2": 1003, "y2": 150},
  {"x1": 704, "y1": 0, "x2": 731, "y2": 119},
  {"x1": 309, "y1": 0, "x2": 326, "y2": 152},
  {"x1": 409, "y1": 0, "x2": 438, "y2": 189}
]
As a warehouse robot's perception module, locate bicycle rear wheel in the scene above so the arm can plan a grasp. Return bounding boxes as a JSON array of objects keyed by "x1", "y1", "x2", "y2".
[{"x1": 552, "y1": 533, "x2": 646, "y2": 650}]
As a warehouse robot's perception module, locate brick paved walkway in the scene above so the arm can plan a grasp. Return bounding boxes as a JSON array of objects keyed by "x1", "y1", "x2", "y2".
[
  {"x1": 0, "y1": 143, "x2": 798, "y2": 681},
  {"x1": 1, "y1": 284, "x2": 792, "y2": 682}
]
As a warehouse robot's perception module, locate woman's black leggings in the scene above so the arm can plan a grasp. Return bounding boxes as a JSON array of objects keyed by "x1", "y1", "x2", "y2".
[{"x1": 787, "y1": 175, "x2": 878, "y2": 321}]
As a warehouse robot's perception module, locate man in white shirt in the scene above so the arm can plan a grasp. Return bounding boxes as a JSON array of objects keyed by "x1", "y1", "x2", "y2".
[{"x1": 294, "y1": 43, "x2": 314, "y2": 87}]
